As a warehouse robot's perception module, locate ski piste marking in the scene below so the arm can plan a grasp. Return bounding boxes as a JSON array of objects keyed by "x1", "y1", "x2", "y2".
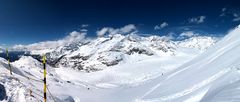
[{"x1": 141, "y1": 67, "x2": 232, "y2": 101}]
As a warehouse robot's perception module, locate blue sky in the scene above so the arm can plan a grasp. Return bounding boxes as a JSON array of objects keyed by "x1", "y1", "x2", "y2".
[{"x1": 0, "y1": 0, "x2": 240, "y2": 46}]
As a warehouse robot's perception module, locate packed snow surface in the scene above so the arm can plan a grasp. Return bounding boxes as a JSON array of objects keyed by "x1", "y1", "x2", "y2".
[{"x1": 2, "y1": 25, "x2": 240, "y2": 102}]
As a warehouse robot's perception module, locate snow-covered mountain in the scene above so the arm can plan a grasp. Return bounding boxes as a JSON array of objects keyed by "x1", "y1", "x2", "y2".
[
  {"x1": 52, "y1": 34, "x2": 175, "y2": 72},
  {"x1": 139, "y1": 25, "x2": 240, "y2": 102},
  {"x1": 0, "y1": 33, "x2": 217, "y2": 73},
  {"x1": 41, "y1": 34, "x2": 216, "y2": 72},
  {"x1": 0, "y1": 31, "x2": 221, "y2": 101},
  {"x1": 0, "y1": 57, "x2": 35, "y2": 101},
  {"x1": 177, "y1": 36, "x2": 217, "y2": 51},
  {"x1": 0, "y1": 56, "x2": 70, "y2": 102},
  {"x1": 10, "y1": 31, "x2": 86, "y2": 55}
]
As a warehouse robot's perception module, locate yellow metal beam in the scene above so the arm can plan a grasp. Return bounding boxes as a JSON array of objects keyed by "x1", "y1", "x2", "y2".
[
  {"x1": 6, "y1": 48, "x2": 12, "y2": 75},
  {"x1": 43, "y1": 55, "x2": 47, "y2": 102}
]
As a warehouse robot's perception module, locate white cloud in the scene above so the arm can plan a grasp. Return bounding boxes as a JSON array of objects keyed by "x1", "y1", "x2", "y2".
[
  {"x1": 184, "y1": 27, "x2": 190, "y2": 30},
  {"x1": 96, "y1": 28, "x2": 109, "y2": 37},
  {"x1": 81, "y1": 24, "x2": 89, "y2": 28},
  {"x1": 80, "y1": 29, "x2": 88, "y2": 32},
  {"x1": 120, "y1": 24, "x2": 136, "y2": 33},
  {"x1": 12, "y1": 31, "x2": 86, "y2": 51},
  {"x1": 162, "y1": 32, "x2": 175, "y2": 40},
  {"x1": 96, "y1": 24, "x2": 137, "y2": 37},
  {"x1": 233, "y1": 17, "x2": 240, "y2": 22},
  {"x1": 222, "y1": 7, "x2": 227, "y2": 12},
  {"x1": 219, "y1": 7, "x2": 240, "y2": 22},
  {"x1": 0, "y1": 44, "x2": 6, "y2": 47},
  {"x1": 154, "y1": 22, "x2": 169, "y2": 30},
  {"x1": 233, "y1": 13, "x2": 238, "y2": 17},
  {"x1": 233, "y1": 13, "x2": 240, "y2": 22},
  {"x1": 188, "y1": 16, "x2": 206, "y2": 24},
  {"x1": 220, "y1": 7, "x2": 227, "y2": 16},
  {"x1": 0, "y1": 46, "x2": 3, "y2": 49},
  {"x1": 0, "y1": 44, "x2": 7, "y2": 52},
  {"x1": 180, "y1": 31, "x2": 198, "y2": 37},
  {"x1": 220, "y1": 7, "x2": 229, "y2": 17},
  {"x1": 0, "y1": 47, "x2": 3, "y2": 53},
  {"x1": 80, "y1": 24, "x2": 89, "y2": 32},
  {"x1": 220, "y1": 13, "x2": 225, "y2": 17}
]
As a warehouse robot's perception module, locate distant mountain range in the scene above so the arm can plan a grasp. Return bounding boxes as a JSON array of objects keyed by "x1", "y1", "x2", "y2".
[{"x1": 1, "y1": 34, "x2": 216, "y2": 72}]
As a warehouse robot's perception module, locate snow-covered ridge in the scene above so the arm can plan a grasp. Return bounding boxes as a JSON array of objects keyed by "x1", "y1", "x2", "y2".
[
  {"x1": 12, "y1": 56, "x2": 42, "y2": 69},
  {"x1": 0, "y1": 34, "x2": 215, "y2": 72},
  {"x1": 1, "y1": 33, "x2": 218, "y2": 72},
  {"x1": 45, "y1": 34, "x2": 217, "y2": 72},
  {"x1": 10, "y1": 31, "x2": 86, "y2": 55},
  {"x1": 177, "y1": 36, "x2": 217, "y2": 51},
  {"x1": 2, "y1": 25, "x2": 240, "y2": 102},
  {"x1": 139, "y1": 25, "x2": 240, "y2": 102}
]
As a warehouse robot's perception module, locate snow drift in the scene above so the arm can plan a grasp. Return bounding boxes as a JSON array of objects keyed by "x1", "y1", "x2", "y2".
[{"x1": 139, "y1": 25, "x2": 240, "y2": 102}]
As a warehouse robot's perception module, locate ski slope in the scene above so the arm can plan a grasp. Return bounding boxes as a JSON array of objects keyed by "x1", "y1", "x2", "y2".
[
  {"x1": 1, "y1": 25, "x2": 240, "y2": 102},
  {"x1": 139, "y1": 25, "x2": 240, "y2": 102},
  {"x1": 0, "y1": 46, "x2": 199, "y2": 101}
]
